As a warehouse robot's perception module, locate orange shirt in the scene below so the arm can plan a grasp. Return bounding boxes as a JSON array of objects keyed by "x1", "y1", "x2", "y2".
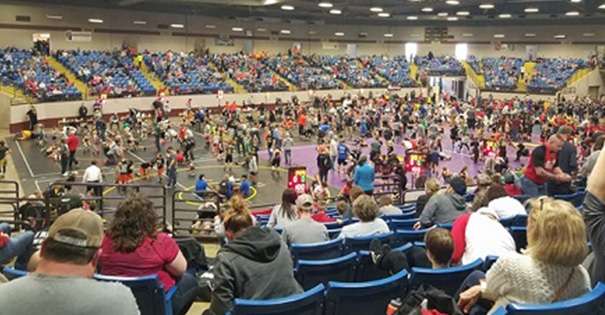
[{"x1": 298, "y1": 114, "x2": 306, "y2": 126}]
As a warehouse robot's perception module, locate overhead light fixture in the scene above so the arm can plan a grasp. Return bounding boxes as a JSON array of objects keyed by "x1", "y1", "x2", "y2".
[
  {"x1": 370, "y1": 7, "x2": 383, "y2": 12},
  {"x1": 318, "y1": 2, "x2": 333, "y2": 8},
  {"x1": 494, "y1": 34, "x2": 505, "y2": 38},
  {"x1": 334, "y1": 32, "x2": 344, "y2": 36},
  {"x1": 438, "y1": 12, "x2": 449, "y2": 17},
  {"x1": 88, "y1": 18, "x2": 103, "y2": 23},
  {"x1": 479, "y1": 4, "x2": 495, "y2": 9},
  {"x1": 524, "y1": 8, "x2": 539, "y2": 13},
  {"x1": 570, "y1": 0, "x2": 582, "y2": 2},
  {"x1": 600, "y1": 4, "x2": 605, "y2": 9},
  {"x1": 378, "y1": 12, "x2": 390, "y2": 17},
  {"x1": 447, "y1": 17, "x2": 458, "y2": 21},
  {"x1": 457, "y1": 11, "x2": 470, "y2": 16},
  {"x1": 206, "y1": 25, "x2": 217, "y2": 29},
  {"x1": 281, "y1": 5, "x2": 294, "y2": 10},
  {"x1": 264, "y1": 0, "x2": 278, "y2": 4},
  {"x1": 583, "y1": 32, "x2": 595, "y2": 37},
  {"x1": 422, "y1": 7, "x2": 433, "y2": 12},
  {"x1": 280, "y1": 29, "x2": 291, "y2": 34},
  {"x1": 446, "y1": 0, "x2": 460, "y2": 5},
  {"x1": 407, "y1": 16, "x2": 418, "y2": 20},
  {"x1": 525, "y1": 33, "x2": 536, "y2": 37},
  {"x1": 462, "y1": 33, "x2": 474, "y2": 37},
  {"x1": 232, "y1": 27, "x2": 244, "y2": 32},
  {"x1": 384, "y1": 33, "x2": 394, "y2": 37},
  {"x1": 498, "y1": 13, "x2": 512, "y2": 18},
  {"x1": 46, "y1": 15, "x2": 63, "y2": 20},
  {"x1": 256, "y1": 27, "x2": 266, "y2": 32},
  {"x1": 566, "y1": 11, "x2": 580, "y2": 16},
  {"x1": 308, "y1": 30, "x2": 317, "y2": 34},
  {"x1": 329, "y1": 9, "x2": 342, "y2": 14},
  {"x1": 170, "y1": 24, "x2": 184, "y2": 28},
  {"x1": 133, "y1": 20, "x2": 147, "y2": 25},
  {"x1": 554, "y1": 34, "x2": 566, "y2": 39}
]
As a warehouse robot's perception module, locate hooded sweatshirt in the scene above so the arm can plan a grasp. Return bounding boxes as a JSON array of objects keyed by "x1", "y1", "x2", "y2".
[
  {"x1": 209, "y1": 227, "x2": 303, "y2": 315},
  {"x1": 418, "y1": 193, "x2": 468, "y2": 228}
]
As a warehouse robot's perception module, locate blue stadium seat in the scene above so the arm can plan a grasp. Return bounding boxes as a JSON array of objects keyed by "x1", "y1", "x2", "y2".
[
  {"x1": 295, "y1": 252, "x2": 358, "y2": 290},
  {"x1": 227, "y1": 283, "x2": 325, "y2": 315},
  {"x1": 437, "y1": 223, "x2": 453, "y2": 230},
  {"x1": 2, "y1": 266, "x2": 27, "y2": 280},
  {"x1": 505, "y1": 282, "x2": 605, "y2": 315},
  {"x1": 291, "y1": 238, "x2": 343, "y2": 262},
  {"x1": 554, "y1": 191, "x2": 586, "y2": 208},
  {"x1": 500, "y1": 214, "x2": 528, "y2": 227},
  {"x1": 491, "y1": 307, "x2": 508, "y2": 315},
  {"x1": 325, "y1": 269, "x2": 409, "y2": 315},
  {"x1": 94, "y1": 274, "x2": 176, "y2": 315},
  {"x1": 394, "y1": 229, "x2": 429, "y2": 246},
  {"x1": 383, "y1": 212, "x2": 417, "y2": 221},
  {"x1": 388, "y1": 219, "x2": 418, "y2": 230},
  {"x1": 409, "y1": 258, "x2": 483, "y2": 296},
  {"x1": 343, "y1": 232, "x2": 394, "y2": 254},
  {"x1": 328, "y1": 228, "x2": 342, "y2": 239},
  {"x1": 509, "y1": 226, "x2": 527, "y2": 252},
  {"x1": 514, "y1": 195, "x2": 530, "y2": 205},
  {"x1": 482, "y1": 255, "x2": 499, "y2": 272},
  {"x1": 355, "y1": 243, "x2": 413, "y2": 282}
]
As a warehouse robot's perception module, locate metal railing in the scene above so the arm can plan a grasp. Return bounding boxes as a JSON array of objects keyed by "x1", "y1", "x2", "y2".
[
  {"x1": 0, "y1": 180, "x2": 20, "y2": 222},
  {"x1": 373, "y1": 174, "x2": 405, "y2": 205},
  {"x1": 171, "y1": 190, "x2": 221, "y2": 242}
]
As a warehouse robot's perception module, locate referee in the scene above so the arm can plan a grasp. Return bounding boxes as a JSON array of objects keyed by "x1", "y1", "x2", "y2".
[{"x1": 82, "y1": 160, "x2": 103, "y2": 196}]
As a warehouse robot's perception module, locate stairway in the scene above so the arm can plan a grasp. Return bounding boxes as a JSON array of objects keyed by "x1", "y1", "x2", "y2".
[
  {"x1": 523, "y1": 62, "x2": 536, "y2": 83},
  {"x1": 461, "y1": 61, "x2": 485, "y2": 89},
  {"x1": 410, "y1": 63, "x2": 421, "y2": 85},
  {"x1": 207, "y1": 61, "x2": 248, "y2": 94},
  {"x1": 139, "y1": 61, "x2": 169, "y2": 95},
  {"x1": 0, "y1": 84, "x2": 28, "y2": 102},
  {"x1": 264, "y1": 66, "x2": 298, "y2": 92},
  {"x1": 566, "y1": 67, "x2": 593, "y2": 87},
  {"x1": 44, "y1": 56, "x2": 88, "y2": 99}
]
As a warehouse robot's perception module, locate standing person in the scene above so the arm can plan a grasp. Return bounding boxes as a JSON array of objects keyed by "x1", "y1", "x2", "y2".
[
  {"x1": 270, "y1": 146, "x2": 281, "y2": 175},
  {"x1": 282, "y1": 132, "x2": 294, "y2": 166},
  {"x1": 166, "y1": 147, "x2": 177, "y2": 189},
  {"x1": 0, "y1": 140, "x2": 11, "y2": 179},
  {"x1": 354, "y1": 155, "x2": 375, "y2": 195},
  {"x1": 521, "y1": 134, "x2": 571, "y2": 198},
  {"x1": 82, "y1": 160, "x2": 103, "y2": 196},
  {"x1": 66, "y1": 131, "x2": 80, "y2": 171},
  {"x1": 547, "y1": 126, "x2": 578, "y2": 196},
  {"x1": 60, "y1": 138, "x2": 70, "y2": 176},
  {"x1": 329, "y1": 135, "x2": 338, "y2": 171},
  {"x1": 336, "y1": 137, "x2": 350, "y2": 174},
  {"x1": 316, "y1": 148, "x2": 332, "y2": 184},
  {"x1": 26, "y1": 105, "x2": 37, "y2": 131}
]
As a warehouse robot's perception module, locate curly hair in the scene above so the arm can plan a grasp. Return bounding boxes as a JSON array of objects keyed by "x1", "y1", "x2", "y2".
[{"x1": 108, "y1": 193, "x2": 158, "y2": 253}]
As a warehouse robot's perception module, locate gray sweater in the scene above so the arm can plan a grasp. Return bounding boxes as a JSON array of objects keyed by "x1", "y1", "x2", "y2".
[
  {"x1": 419, "y1": 193, "x2": 468, "y2": 228},
  {"x1": 282, "y1": 217, "x2": 329, "y2": 247}
]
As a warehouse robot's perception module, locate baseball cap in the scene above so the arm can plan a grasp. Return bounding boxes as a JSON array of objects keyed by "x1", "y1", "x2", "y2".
[
  {"x1": 448, "y1": 176, "x2": 467, "y2": 195},
  {"x1": 503, "y1": 173, "x2": 515, "y2": 184},
  {"x1": 48, "y1": 209, "x2": 104, "y2": 248},
  {"x1": 296, "y1": 194, "x2": 314, "y2": 211},
  {"x1": 476, "y1": 174, "x2": 491, "y2": 185}
]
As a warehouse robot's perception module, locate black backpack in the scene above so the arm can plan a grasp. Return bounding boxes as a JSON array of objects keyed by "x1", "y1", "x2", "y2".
[{"x1": 395, "y1": 284, "x2": 463, "y2": 315}]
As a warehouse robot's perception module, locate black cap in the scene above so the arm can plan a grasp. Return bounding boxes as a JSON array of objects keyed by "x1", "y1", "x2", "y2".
[{"x1": 448, "y1": 176, "x2": 467, "y2": 195}]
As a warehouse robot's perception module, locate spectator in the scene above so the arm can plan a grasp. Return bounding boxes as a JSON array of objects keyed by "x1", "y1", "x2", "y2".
[
  {"x1": 521, "y1": 134, "x2": 571, "y2": 198},
  {"x1": 281, "y1": 194, "x2": 329, "y2": 247},
  {"x1": 0, "y1": 222, "x2": 34, "y2": 270},
  {"x1": 486, "y1": 184, "x2": 527, "y2": 218},
  {"x1": 471, "y1": 174, "x2": 492, "y2": 211},
  {"x1": 316, "y1": 147, "x2": 332, "y2": 183},
  {"x1": 457, "y1": 198, "x2": 590, "y2": 314},
  {"x1": 267, "y1": 188, "x2": 298, "y2": 229},
  {"x1": 581, "y1": 135, "x2": 605, "y2": 178},
  {"x1": 547, "y1": 126, "x2": 578, "y2": 196},
  {"x1": 502, "y1": 173, "x2": 522, "y2": 197},
  {"x1": 205, "y1": 195, "x2": 303, "y2": 315},
  {"x1": 415, "y1": 176, "x2": 468, "y2": 229},
  {"x1": 99, "y1": 193, "x2": 199, "y2": 315},
  {"x1": 377, "y1": 195, "x2": 403, "y2": 216},
  {"x1": 66, "y1": 130, "x2": 79, "y2": 171},
  {"x1": 584, "y1": 148, "x2": 605, "y2": 285},
  {"x1": 425, "y1": 227, "x2": 455, "y2": 269},
  {"x1": 0, "y1": 140, "x2": 11, "y2": 178},
  {"x1": 416, "y1": 177, "x2": 441, "y2": 215},
  {"x1": 339, "y1": 195, "x2": 389, "y2": 238},
  {"x1": 354, "y1": 155, "x2": 375, "y2": 195},
  {"x1": 312, "y1": 199, "x2": 337, "y2": 223},
  {"x1": 0, "y1": 209, "x2": 140, "y2": 315}
]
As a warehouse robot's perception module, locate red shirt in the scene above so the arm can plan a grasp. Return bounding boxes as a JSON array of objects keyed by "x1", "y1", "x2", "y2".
[
  {"x1": 451, "y1": 213, "x2": 471, "y2": 264},
  {"x1": 99, "y1": 233, "x2": 180, "y2": 291},
  {"x1": 503, "y1": 183, "x2": 522, "y2": 197},
  {"x1": 524, "y1": 145, "x2": 558, "y2": 184},
  {"x1": 312, "y1": 212, "x2": 336, "y2": 223},
  {"x1": 66, "y1": 135, "x2": 79, "y2": 152}
]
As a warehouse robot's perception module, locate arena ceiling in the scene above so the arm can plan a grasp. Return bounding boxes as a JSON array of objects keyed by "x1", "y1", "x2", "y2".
[{"x1": 6, "y1": 0, "x2": 605, "y2": 26}]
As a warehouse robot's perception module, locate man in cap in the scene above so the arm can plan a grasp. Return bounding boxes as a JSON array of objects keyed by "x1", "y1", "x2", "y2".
[
  {"x1": 281, "y1": 194, "x2": 329, "y2": 247},
  {"x1": 415, "y1": 176, "x2": 469, "y2": 230},
  {"x1": 547, "y1": 126, "x2": 577, "y2": 196},
  {"x1": 0, "y1": 209, "x2": 140, "y2": 315}
]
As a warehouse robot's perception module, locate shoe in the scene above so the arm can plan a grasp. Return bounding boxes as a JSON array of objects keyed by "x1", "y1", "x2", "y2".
[
  {"x1": 62, "y1": 172, "x2": 69, "y2": 177},
  {"x1": 369, "y1": 239, "x2": 384, "y2": 264}
]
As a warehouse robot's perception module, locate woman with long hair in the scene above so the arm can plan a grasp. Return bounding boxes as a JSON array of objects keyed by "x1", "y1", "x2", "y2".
[
  {"x1": 98, "y1": 193, "x2": 199, "y2": 315},
  {"x1": 267, "y1": 188, "x2": 298, "y2": 228}
]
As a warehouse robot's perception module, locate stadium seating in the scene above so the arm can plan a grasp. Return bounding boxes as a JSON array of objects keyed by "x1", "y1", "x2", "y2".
[
  {"x1": 295, "y1": 252, "x2": 358, "y2": 290},
  {"x1": 94, "y1": 274, "x2": 176, "y2": 315},
  {"x1": 324, "y1": 269, "x2": 409, "y2": 315},
  {"x1": 482, "y1": 255, "x2": 499, "y2": 271},
  {"x1": 509, "y1": 226, "x2": 528, "y2": 252},
  {"x1": 527, "y1": 58, "x2": 587, "y2": 93},
  {"x1": 482, "y1": 57, "x2": 524, "y2": 90},
  {"x1": 409, "y1": 258, "x2": 483, "y2": 296},
  {"x1": 467, "y1": 55, "x2": 483, "y2": 74},
  {"x1": 343, "y1": 231, "x2": 395, "y2": 254},
  {"x1": 394, "y1": 229, "x2": 429, "y2": 246},
  {"x1": 211, "y1": 53, "x2": 288, "y2": 92},
  {"x1": 504, "y1": 282, "x2": 605, "y2": 315},
  {"x1": 306, "y1": 55, "x2": 387, "y2": 88},
  {"x1": 2, "y1": 266, "x2": 27, "y2": 280},
  {"x1": 382, "y1": 212, "x2": 417, "y2": 221},
  {"x1": 388, "y1": 219, "x2": 418, "y2": 230},
  {"x1": 365, "y1": 55, "x2": 416, "y2": 87},
  {"x1": 554, "y1": 190, "x2": 585, "y2": 208},
  {"x1": 262, "y1": 54, "x2": 340, "y2": 90},
  {"x1": 355, "y1": 243, "x2": 413, "y2": 282},
  {"x1": 414, "y1": 56, "x2": 465, "y2": 76},
  {"x1": 499, "y1": 214, "x2": 528, "y2": 227},
  {"x1": 227, "y1": 283, "x2": 325, "y2": 315},
  {"x1": 291, "y1": 238, "x2": 344, "y2": 262},
  {"x1": 328, "y1": 229, "x2": 342, "y2": 239}
]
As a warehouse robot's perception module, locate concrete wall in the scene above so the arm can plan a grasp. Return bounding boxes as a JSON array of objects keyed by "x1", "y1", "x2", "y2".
[{"x1": 568, "y1": 69, "x2": 605, "y2": 98}]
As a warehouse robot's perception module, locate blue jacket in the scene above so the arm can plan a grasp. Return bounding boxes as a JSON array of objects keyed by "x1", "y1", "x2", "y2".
[
  {"x1": 354, "y1": 163, "x2": 375, "y2": 192},
  {"x1": 240, "y1": 179, "x2": 251, "y2": 197}
]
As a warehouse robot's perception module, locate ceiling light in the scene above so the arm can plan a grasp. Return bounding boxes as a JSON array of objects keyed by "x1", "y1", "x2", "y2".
[
  {"x1": 524, "y1": 8, "x2": 539, "y2": 13},
  {"x1": 447, "y1": 17, "x2": 458, "y2": 21},
  {"x1": 384, "y1": 33, "x2": 394, "y2": 37},
  {"x1": 264, "y1": 0, "x2": 278, "y2": 4},
  {"x1": 525, "y1": 33, "x2": 536, "y2": 37},
  {"x1": 410, "y1": 34, "x2": 421, "y2": 37},
  {"x1": 407, "y1": 16, "x2": 418, "y2": 20},
  {"x1": 206, "y1": 25, "x2": 217, "y2": 29},
  {"x1": 479, "y1": 4, "x2": 494, "y2": 9},
  {"x1": 462, "y1": 33, "x2": 474, "y2": 37},
  {"x1": 498, "y1": 13, "x2": 511, "y2": 18},
  {"x1": 88, "y1": 18, "x2": 103, "y2": 23},
  {"x1": 329, "y1": 9, "x2": 342, "y2": 14},
  {"x1": 280, "y1": 29, "x2": 291, "y2": 34},
  {"x1": 554, "y1": 34, "x2": 566, "y2": 39},
  {"x1": 318, "y1": 2, "x2": 333, "y2": 8},
  {"x1": 281, "y1": 5, "x2": 294, "y2": 10},
  {"x1": 600, "y1": 4, "x2": 605, "y2": 9},
  {"x1": 256, "y1": 27, "x2": 266, "y2": 32},
  {"x1": 571, "y1": 0, "x2": 582, "y2": 2},
  {"x1": 170, "y1": 24, "x2": 184, "y2": 28},
  {"x1": 422, "y1": 7, "x2": 433, "y2": 12},
  {"x1": 309, "y1": 30, "x2": 317, "y2": 34},
  {"x1": 334, "y1": 32, "x2": 344, "y2": 36},
  {"x1": 457, "y1": 11, "x2": 470, "y2": 16},
  {"x1": 370, "y1": 7, "x2": 383, "y2": 12},
  {"x1": 378, "y1": 12, "x2": 390, "y2": 17},
  {"x1": 566, "y1": 11, "x2": 580, "y2": 16},
  {"x1": 46, "y1": 15, "x2": 62, "y2": 20},
  {"x1": 438, "y1": 12, "x2": 449, "y2": 17},
  {"x1": 494, "y1": 34, "x2": 505, "y2": 38},
  {"x1": 232, "y1": 27, "x2": 244, "y2": 32},
  {"x1": 583, "y1": 32, "x2": 595, "y2": 37},
  {"x1": 446, "y1": 0, "x2": 460, "y2": 5},
  {"x1": 133, "y1": 20, "x2": 147, "y2": 25}
]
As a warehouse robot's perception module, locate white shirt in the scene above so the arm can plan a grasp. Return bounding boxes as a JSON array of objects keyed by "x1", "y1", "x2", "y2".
[
  {"x1": 339, "y1": 219, "x2": 390, "y2": 238},
  {"x1": 488, "y1": 196, "x2": 527, "y2": 219},
  {"x1": 82, "y1": 165, "x2": 103, "y2": 182},
  {"x1": 462, "y1": 212, "x2": 516, "y2": 265}
]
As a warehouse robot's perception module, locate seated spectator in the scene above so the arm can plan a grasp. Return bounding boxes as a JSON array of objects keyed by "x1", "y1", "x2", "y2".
[
  {"x1": 502, "y1": 173, "x2": 522, "y2": 197},
  {"x1": 205, "y1": 195, "x2": 303, "y2": 315},
  {"x1": 425, "y1": 227, "x2": 455, "y2": 269},
  {"x1": 457, "y1": 198, "x2": 590, "y2": 314},
  {"x1": 339, "y1": 195, "x2": 390, "y2": 238},
  {"x1": 312, "y1": 199, "x2": 337, "y2": 223},
  {"x1": 0, "y1": 222, "x2": 34, "y2": 270},
  {"x1": 471, "y1": 174, "x2": 492, "y2": 211},
  {"x1": 584, "y1": 148, "x2": 605, "y2": 285},
  {"x1": 282, "y1": 194, "x2": 329, "y2": 247},
  {"x1": 378, "y1": 195, "x2": 403, "y2": 216},
  {"x1": 99, "y1": 193, "x2": 199, "y2": 315},
  {"x1": 0, "y1": 209, "x2": 139, "y2": 315},
  {"x1": 268, "y1": 188, "x2": 298, "y2": 229},
  {"x1": 486, "y1": 184, "x2": 527, "y2": 218},
  {"x1": 415, "y1": 176, "x2": 468, "y2": 229},
  {"x1": 338, "y1": 186, "x2": 364, "y2": 221},
  {"x1": 416, "y1": 177, "x2": 440, "y2": 215}
]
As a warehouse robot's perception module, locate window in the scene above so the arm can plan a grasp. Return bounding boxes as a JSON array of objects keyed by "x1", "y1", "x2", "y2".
[
  {"x1": 455, "y1": 43, "x2": 468, "y2": 60},
  {"x1": 405, "y1": 42, "x2": 418, "y2": 61}
]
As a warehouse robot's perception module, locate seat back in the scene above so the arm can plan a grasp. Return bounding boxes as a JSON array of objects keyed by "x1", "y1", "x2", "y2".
[
  {"x1": 295, "y1": 252, "x2": 357, "y2": 290},
  {"x1": 229, "y1": 284, "x2": 325, "y2": 315},
  {"x1": 388, "y1": 219, "x2": 418, "y2": 231},
  {"x1": 291, "y1": 238, "x2": 343, "y2": 262},
  {"x1": 483, "y1": 255, "x2": 499, "y2": 271},
  {"x1": 394, "y1": 229, "x2": 429, "y2": 246},
  {"x1": 328, "y1": 228, "x2": 342, "y2": 239},
  {"x1": 355, "y1": 243, "x2": 413, "y2": 282},
  {"x1": 2, "y1": 266, "x2": 27, "y2": 280},
  {"x1": 325, "y1": 269, "x2": 409, "y2": 315},
  {"x1": 509, "y1": 226, "x2": 527, "y2": 252},
  {"x1": 94, "y1": 274, "x2": 170, "y2": 315},
  {"x1": 505, "y1": 282, "x2": 605, "y2": 315},
  {"x1": 343, "y1": 232, "x2": 394, "y2": 253},
  {"x1": 410, "y1": 258, "x2": 483, "y2": 296},
  {"x1": 382, "y1": 212, "x2": 417, "y2": 221}
]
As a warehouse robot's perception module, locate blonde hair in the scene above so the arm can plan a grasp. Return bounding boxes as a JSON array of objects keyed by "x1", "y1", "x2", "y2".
[
  {"x1": 352, "y1": 195, "x2": 379, "y2": 222},
  {"x1": 425, "y1": 178, "x2": 441, "y2": 195},
  {"x1": 224, "y1": 195, "x2": 253, "y2": 234},
  {"x1": 526, "y1": 198, "x2": 588, "y2": 267}
]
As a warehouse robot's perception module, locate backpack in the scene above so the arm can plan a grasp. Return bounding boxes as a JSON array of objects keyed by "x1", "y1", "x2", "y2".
[{"x1": 394, "y1": 284, "x2": 463, "y2": 315}]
